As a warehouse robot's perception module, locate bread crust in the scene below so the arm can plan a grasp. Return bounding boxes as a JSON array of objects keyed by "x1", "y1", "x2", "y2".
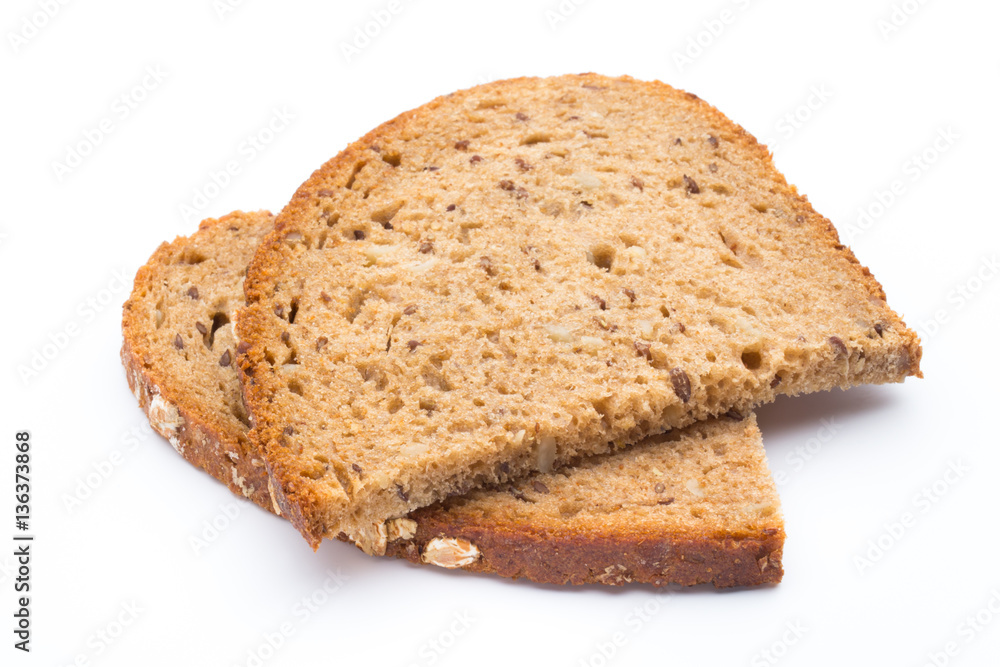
[
  {"x1": 238, "y1": 74, "x2": 920, "y2": 551},
  {"x1": 120, "y1": 333, "x2": 278, "y2": 513},
  {"x1": 384, "y1": 514, "x2": 784, "y2": 588}
]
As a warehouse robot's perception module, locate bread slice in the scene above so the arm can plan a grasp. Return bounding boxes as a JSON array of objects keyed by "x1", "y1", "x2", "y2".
[
  {"x1": 388, "y1": 415, "x2": 783, "y2": 587},
  {"x1": 238, "y1": 73, "x2": 920, "y2": 553},
  {"x1": 122, "y1": 211, "x2": 276, "y2": 511},
  {"x1": 121, "y1": 210, "x2": 783, "y2": 587}
]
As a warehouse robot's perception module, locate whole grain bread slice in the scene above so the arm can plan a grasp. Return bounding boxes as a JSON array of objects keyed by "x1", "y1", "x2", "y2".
[
  {"x1": 122, "y1": 211, "x2": 276, "y2": 510},
  {"x1": 238, "y1": 74, "x2": 920, "y2": 553},
  {"x1": 389, "y1": 415, "x2": 783, "y2": 587},
  {"x1": 121, "y1": 210, "x2": 783, "y2": 587}
]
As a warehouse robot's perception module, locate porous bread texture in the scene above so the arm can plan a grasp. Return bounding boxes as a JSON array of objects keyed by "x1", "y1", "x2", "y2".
[
  {"x1": 121, "y1": 210, "x2": 782, "y2": 587},
  {"x1": 237, "y1": 73, "x2": 921, "y2": 553},
  {"x1": 389, "y1": 415, "x2": 784, "y2": 587},
  {"x1": 121, "y1": 211, "x2": 278, "y2": 512}
]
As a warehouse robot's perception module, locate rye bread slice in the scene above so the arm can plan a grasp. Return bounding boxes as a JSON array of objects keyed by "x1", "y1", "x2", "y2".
[
  {"x1": 237, "y1": 73, "x2": 921, "y2": 553},
  {"x1": 122, "y1": 211, "x2": 275, "y2": 510},
  {"x1": 121, "y1": 210, "x2": 783, "y2": 587},
  {"x1": 389, "y1": 415, "x2": 783, "y2": 587}
]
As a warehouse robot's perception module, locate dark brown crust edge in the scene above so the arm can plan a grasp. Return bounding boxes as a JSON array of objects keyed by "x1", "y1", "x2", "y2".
[
  {"x1": 238, "y1": 73, "x2": 922, "y2": 548},
  {"x1": 383, "y1": 515, "x2": 784, "y2": 588}
]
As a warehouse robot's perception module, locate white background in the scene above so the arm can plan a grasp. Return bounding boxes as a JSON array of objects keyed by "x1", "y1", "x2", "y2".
[{"x1": 2, "y1": 1, "x2": 999, "y2": 665}]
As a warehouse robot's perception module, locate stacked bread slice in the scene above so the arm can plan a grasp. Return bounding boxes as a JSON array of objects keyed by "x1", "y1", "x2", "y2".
[
  {"x1": 121, "y1": 74, "x2": 921, "y2": 587},
  {"x1": 122, "y1": 210, "x2": 783, "y2": 587}
]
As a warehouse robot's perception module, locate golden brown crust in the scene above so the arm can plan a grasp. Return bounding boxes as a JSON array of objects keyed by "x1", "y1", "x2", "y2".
[{"x1": 235, "y1": 314, "x2": 326, "y2": 547}]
